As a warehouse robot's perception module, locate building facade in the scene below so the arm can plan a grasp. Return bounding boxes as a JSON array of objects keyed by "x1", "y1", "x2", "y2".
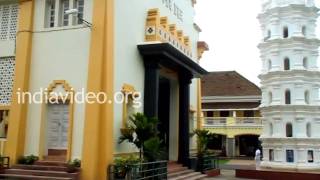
[
  {"x1": 0, "y1": 0, "x2": 208, "y2": 179},
  {"x1": 259, "y1": 0, "x2": 320, "y2": 169},
  {"x1": 201, "y1": 71, "x2": 262, "y2": 157}
]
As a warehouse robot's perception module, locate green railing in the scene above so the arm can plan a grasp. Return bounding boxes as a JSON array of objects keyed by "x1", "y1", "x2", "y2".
[
  {"x1": 189, "y1": 154, "x2": 219, "y2": 173},
  {"x1": 201, "y1": 155, "x2": 219, "y2": 172},
  {"x1": 107, "y1": 161, "x2": 167, "y2": 180}
]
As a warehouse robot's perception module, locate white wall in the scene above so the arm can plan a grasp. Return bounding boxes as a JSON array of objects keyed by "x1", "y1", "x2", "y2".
[
  {"x1": 24, "y1": 0, "x2": 93, "y2": 159},
  {"x1": 114, "y1": 0, "x2": 200, "y2": 154}
]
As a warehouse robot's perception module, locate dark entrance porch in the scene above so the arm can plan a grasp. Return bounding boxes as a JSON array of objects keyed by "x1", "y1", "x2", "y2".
[{"x1": 138, "y1": 43, "x2": 207, "y2": 166}]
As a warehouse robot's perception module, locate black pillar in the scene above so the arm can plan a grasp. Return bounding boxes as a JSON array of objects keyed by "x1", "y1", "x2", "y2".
[
  {"x1": 178, "y1": 72, "x2": 192, "y2": 166},
  {"x1": 143, "y1": 60, "x2": 160, "y2": 118}
]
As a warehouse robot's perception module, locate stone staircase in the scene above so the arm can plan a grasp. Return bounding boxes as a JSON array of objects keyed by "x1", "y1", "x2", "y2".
[
  {"x1": 0, "y1": 161, "x2": 80, "y2": 180},
  {"x1": 168, "y1": 162, "x2": 207, "y2": 180}
]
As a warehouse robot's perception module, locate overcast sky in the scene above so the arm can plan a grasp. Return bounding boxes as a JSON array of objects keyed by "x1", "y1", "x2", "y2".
[{"x1": 195, "y1": 0, "x2": 320, "y2": 86}]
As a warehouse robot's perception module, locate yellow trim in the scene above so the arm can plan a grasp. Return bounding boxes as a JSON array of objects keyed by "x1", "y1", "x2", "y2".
[
  {"x1": 145, "y1": 9, "x2": 192, "y2": 57},
  {"x1": 121, "y1": 84, "x2": 137, "y2": 128},
  {"x1": 81, "y1": 0, "x2": 114, "y2": 179},
  {"x1": 5, "y1": 0, "x2": 34, "y2": 164},
  {"x1": 197, "y1": 79, "x2": 202, "y2": 129},
  {"x1": 38, "y1": 80, "x2": 74, "y2": 162}
]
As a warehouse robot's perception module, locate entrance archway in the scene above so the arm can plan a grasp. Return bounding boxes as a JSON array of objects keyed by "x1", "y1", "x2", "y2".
[
  {"x1": 39, "y1": 80, "x2": 74, "y2": 162},
  {"x1": 235, "y1": 134, "x2": 260, "y2": 157},
  {"x1": 207, "y1": 134, "x2": 227, "y2": 156}
]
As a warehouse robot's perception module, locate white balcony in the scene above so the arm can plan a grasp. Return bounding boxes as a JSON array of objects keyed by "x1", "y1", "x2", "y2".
[{"x1": 202, "y1": 117, "x2": 262, "y2": 127}]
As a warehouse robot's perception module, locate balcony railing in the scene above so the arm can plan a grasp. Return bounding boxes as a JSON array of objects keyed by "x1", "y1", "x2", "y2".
[
  {"x1": 202, "y1": 117, "x2": 262, "y2": 127},
  {"x1": 203, "y1": 117, "x2": 227, "y2": 126},
  {"x1": 235, "y1": 117, "x2": 262, "y2": 125}
]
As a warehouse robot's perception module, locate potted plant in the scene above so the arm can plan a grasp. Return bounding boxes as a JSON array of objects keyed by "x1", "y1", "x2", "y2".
[
  {"x1": 119, "y1": 113, "x2": 159, "y2": 160},
  {"x1": 191, "y1": 129, "x2": 210, "y2": 172},
  {"x1": 66, "y1": 159, "x2": 81, "y2": 173},
  {"x1": 113, "y1": 156, "x2": 139, "y2": 179},
  {"x1": 17, "y1": 155, "x2": 39, "y2": 165}
]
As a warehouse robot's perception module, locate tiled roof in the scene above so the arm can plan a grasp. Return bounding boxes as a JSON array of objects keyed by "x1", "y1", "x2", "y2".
[{"x1": 201, "y1": 71, "x2": 261, "y2": 97}]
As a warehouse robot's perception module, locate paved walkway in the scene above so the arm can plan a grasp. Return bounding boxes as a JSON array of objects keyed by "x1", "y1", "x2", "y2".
[
  {"x1": 204, "y1": 170, "x2": 257, "y2": 180},
  {"x1": 220, "y1": 159, "x2": 256, "y2": 170},
  {"x1": 203, "y1": 160, "x2": 258, "y2": 179}
]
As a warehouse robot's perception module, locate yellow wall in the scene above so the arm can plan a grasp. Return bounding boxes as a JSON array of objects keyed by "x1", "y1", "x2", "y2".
[
  {"x1": 203, "y1": 112, "x2": 263, "y2": 139},
  {"x1": 236, "y1": 111, "x2": 243, "y2": 117},
  {"x1": 5, "y1": 0, "x2": 34, "y2": 164},
  {"x1": 81, "y1": 0, "x2": 114, "y2": 179},
  {"x1": 254, "y1": 110, "x2": 261, "y2": 117},
  {"x1": 206, "y1": 126, "x2": 262, "y2": 138}
]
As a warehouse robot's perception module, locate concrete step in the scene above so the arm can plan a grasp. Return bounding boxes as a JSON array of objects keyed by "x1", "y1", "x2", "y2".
[
  {"x1": 169, "y1": 172, "x2": 205, "y2": 180},
  {"x1": 12, "y1": 165, "x2": 68, "y2": 172},
  {"x1": 5, "y1": 169, "x2": 78, "y2": 178},
  {"x1": 180, "y1": 173, "x2": 208, "y2": 180},
  {"x1": 168, "y1": 166, "x2": 188, "y2": 174},
  {"x1": 168, "y1": 169, "x2": 194, "y2": 178},
  {"x1": 43, "y1": 156, "x2": 66, "y2": 162},
  {"x1": 0, "y1": 174, "x2": 72, "y2": 180},
  {"x1": 34, "y1": 161, "x2": 68, "y2": 167}
]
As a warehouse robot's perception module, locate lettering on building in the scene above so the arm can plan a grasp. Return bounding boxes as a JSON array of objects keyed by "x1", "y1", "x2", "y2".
[{"x1": 162, "y1": 0, "x2": 184, "y2": 22}]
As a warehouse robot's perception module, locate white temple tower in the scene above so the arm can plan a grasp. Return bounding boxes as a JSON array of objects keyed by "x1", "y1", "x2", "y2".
[{"x1": 258, "y1": 0, "x2": 320, "y2": 169}]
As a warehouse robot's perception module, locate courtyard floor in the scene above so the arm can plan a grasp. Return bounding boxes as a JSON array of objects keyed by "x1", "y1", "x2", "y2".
[{"x1": 205, "y1": 159, "x2": 258, "y2": 180}]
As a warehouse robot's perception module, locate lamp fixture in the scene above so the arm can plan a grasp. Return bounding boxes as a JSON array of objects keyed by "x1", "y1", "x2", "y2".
[{"x1": 65, "y1": 9, "x2": 92, "y2": 27}]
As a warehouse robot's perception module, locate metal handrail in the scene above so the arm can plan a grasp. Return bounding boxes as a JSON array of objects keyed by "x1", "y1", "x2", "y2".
[
  {"x1": 235, "y1": 117, "x2": 262, "y2": 125},
  {"x1": 107, "y1": 161, "x2": 167, "y2": 180},
  {"x1": 202, "y1": 155, "x2": 219, "y2": 172},
  {"x1": 202, "y1": 117, "x2": 227, "y2": 125}
]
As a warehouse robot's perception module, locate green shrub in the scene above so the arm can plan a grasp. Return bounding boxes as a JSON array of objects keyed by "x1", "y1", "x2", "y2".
[
  {"x1": 17, "y1": 155, "x2": 39, "y2": 165},
  {"x1": 68, "y1": 159, "x2": 81, "y2": 168}
]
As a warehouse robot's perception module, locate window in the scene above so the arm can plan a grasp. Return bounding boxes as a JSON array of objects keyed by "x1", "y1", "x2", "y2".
[
  {"x1": 220, "y1": 111, "x2": 230, "y2": 117},
  {"x1": 0, "y1": 57, "x2": 15, "y2": 105},
  {"x1": 269, "y1": 123, "x2": 273, "y2": 136},
  {"x1": 286, "y1": 150, "x2": 294, "y2": 163},
  {"x1": 284, "y1": 58, "x2": 290, "y2": 70},
  {"x1": 265, "y1": 30, "x2": 271, "y2": 41},
  {"x1": 45, "y1": 0, "x2": 85, "y2": 28},
  {"x1": 308, "y1": 150, "x2": 314, "y2": 163},
  {"x1": 206, "y1": 111, "x2": 213, "y2": 117},
  {"x1": 244, "y1": 111, "x2": 254, "y2": 117},
  {"x1": 268, "y1": 92, "x2": 273, "y2": 104},
  {"x1": 305, "y1": 91, "x2": 310, "y2": 104},
  {"x1": 0, "y1": 110, "x2": 9, "y2": 138},
  {"x1": 74, "y1": 0, "x2": 84, "y2": 25},
  {"x1": 268, "y1": 59, "x2": 272, "y2": 71},
  {"x1": 61, "y1": 0, "x2": 70, "y2": 26},
  {"x1": 0, "y1": 3, "x2": 19, "y2": 40},
  {"x1": 303, "y1": 57, "x2": 308, "y2": 69},
  {"x1": 302, "y1": 26, "x2": 306, "y2": 36},
  {"x1": 285, "y1": 90, "x2": 291, "y2": 105},
  {"x1": 286, "y1": 123, "x2": 293, "y2": 137},
  {"x1": 269, "y1": 149, "x2": 274, "y2": 161},
  {"x1": 306, "y1": 122, "x2": 311, "y2": 137},
  {"x1": 283, "y1": 26, "x2": 289, "y2": 38}
]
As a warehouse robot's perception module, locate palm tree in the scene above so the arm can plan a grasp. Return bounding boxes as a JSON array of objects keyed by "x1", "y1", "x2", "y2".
[{"x1": 119, "y1": 113, "x2": 159, "y2": 160}]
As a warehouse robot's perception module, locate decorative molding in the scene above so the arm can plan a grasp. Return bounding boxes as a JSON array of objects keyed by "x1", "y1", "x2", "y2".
[{"x1": 145, "y1": 9, "x2": 193, "y2": 58}]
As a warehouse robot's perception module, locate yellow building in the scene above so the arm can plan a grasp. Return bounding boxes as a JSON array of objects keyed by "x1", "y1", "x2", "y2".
[
  {"x1": 201, "y1": 71, "x2": 262, "y2": 157},
  {"x1": 0, "y1": 0, "x2": 208, "y2": 179}
]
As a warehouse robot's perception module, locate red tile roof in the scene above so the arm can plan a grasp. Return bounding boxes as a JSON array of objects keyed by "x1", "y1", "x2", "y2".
[{"x1": 201, "y1": 71, "x2": 261, "y2": 97}]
